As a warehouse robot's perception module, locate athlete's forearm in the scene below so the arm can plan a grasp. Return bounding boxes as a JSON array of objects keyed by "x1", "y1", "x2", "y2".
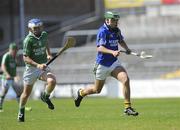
[
  {"x1": 1, "y1": 64, "x2": 11, "y2": 77},
  {"x1": 97, "y1": 46, "x2": 114, "y2": 55},
  {"x1": 120, "y1": 40, "x2": 130, "y2": 50},
  {"x1": 46, "y1": 47, "x2": 52, "y2": 56},
  {"x1": 23, "y1": 55, "x2": 39, "y2": 67}
]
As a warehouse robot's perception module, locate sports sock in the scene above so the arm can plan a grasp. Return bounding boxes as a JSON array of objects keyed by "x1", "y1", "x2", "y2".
[
  {"x1": 44, "y1": 90, "x2": 50, "y2": 97},
  {"x1": 124, "y1": 101, "x2": 131, "y2": 109},
  {"x1": 19, "y1": 106, "x2": 25, "y2": 114},
  {"x1": 0, "y1": 96, "x2": 5, "y2": 98},
  {"x1": 0, "y1": 96, "x2": 5, "y2": 106},
  {"x1": 79, "y1": 89, "x2": 84, "y2": 97}
]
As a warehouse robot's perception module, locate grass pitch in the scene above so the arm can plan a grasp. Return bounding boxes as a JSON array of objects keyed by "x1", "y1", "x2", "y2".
[{"x1": 0, "y1": 98, "x2": 180, "y2": 130}]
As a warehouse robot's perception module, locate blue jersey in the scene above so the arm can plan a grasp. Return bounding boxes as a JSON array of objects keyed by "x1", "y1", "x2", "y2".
[{"x1": 96, "y1": 23, "x2": 124, "y2": 67}]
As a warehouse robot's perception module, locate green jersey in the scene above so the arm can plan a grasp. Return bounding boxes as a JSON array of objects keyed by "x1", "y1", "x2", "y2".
[
  {"x1": 23, "y1": 31, "x2": 48, "y2": 66},
  {"x1": 1, "y1": 52, "x2": 16, "y2": 78}
]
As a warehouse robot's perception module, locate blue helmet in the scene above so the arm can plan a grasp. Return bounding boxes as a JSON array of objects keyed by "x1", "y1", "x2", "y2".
[{"x1": 28, "y1": 18, "x2": 43, "y2": 28}]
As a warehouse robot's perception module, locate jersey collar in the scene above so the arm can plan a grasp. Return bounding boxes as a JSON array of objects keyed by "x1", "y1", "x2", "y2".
[{"x1": 103, "y1": 23, "x2": 110, "y2": 31}]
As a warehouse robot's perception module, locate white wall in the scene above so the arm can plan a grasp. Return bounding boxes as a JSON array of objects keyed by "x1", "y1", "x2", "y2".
[
  {"x1": 130, "y1": 79, "x2": 180, "y2": 98},
  {"x1": 34, "y1": 79, "x2": 180, "y2": 98},
  {"x1": 2, "y1": 79, "x2": 180, "y2": 99}
]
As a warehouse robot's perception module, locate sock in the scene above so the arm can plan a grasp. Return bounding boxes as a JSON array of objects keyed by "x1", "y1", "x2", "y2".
[
  {"x1": 0, "y1": 95, "x2": 5, "y2": 98},
  {"x1": 44, "y1": 89, "x2": 50, "y2": 97},
  {"x1": 19, "y1": 106, "x2": 25, "y2": 115},
  {"x1": 0, "y1": 96, "x2": 5, "y2": 107},
  {"x1": 79, "y1": 89, "x2": 84, "y2": 97},
  {"x1": 124, "y1": 101, "x2": 131, "y2": 109}
]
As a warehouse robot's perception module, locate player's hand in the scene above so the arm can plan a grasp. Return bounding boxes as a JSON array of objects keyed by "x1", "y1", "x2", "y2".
[
  {"x1": 37, "y1": 64, "x2": 47, "y2": 70},
  {"x1": 112, "y1": 51, "x2": 120, "y2": 57},
  {"x1": 6, "y1": 74, "x2": 11, "y2": 80},
  {"x1": 47, "y1": 55, "x2": 53, "y2": 60},
  {"x1": 126, "y1": 49, "x2": 131, "y2": 55},
  {"x1": 14, "y1": 76, "x2": 20, "y2": 83}
]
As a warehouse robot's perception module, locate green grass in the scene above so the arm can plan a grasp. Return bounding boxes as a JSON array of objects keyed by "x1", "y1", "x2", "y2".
[{"x1": 0, "y1": 98, "x2": 180, "y2": 130}]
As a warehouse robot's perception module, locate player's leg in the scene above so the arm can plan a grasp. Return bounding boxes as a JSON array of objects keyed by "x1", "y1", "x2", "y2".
[
  {"x1": 12, "y1": 82, "x2": 32, "y2": 111},
  {"x1": 12, "y1": 81, "x2": 22, "y2": 103},
  {"x1": 74, "y1": 64, "x2": 107, "y2": 107},
  {"x1": 18, "y1": 84, "x2": 33, "y2": 122},
  {"x1": 39, "y1": 71, "x2": 56, "y2": 110},
  {"x1": 74, "y1": 79, "x2": 105, "y2": 107},
  {"x1": 111, "y1": 66, "x2": 138, "y2": 116},
  {"x1": 0, "y1": 79, "x2": 10, "y2": 112},
  {"x1": 81, "y1": 80, "x2": 105, "y2": 96},
  {"x1": 111, "y1": 66, "x2": 131, "y2": 107},
  {"x1": 17, "y1": 66, "x2": 38, "y2": 122}
]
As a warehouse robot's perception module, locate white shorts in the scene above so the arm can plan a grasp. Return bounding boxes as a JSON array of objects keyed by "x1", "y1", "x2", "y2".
[
  {"x1": 1, "y1": 79, "x2": 22, "y2": 95},
  {"x1": 23, "y1": 66, "x2": 51, "y2": 85},
  {"x1": 1, "y1": 79, "x2": 14, "y2": 89},
  {"x1": 94, "y1": 60, "x2": 122, "y2": 80}
]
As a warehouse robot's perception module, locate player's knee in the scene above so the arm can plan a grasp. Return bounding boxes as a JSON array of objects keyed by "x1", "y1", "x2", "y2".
[
  {"x1": 121, "y1": 74, "x2": 129, "y2": 85},
  {"x1": 47, "y1": 78, "x2": 56, "y2": 86},
  {"x1": 21, "y1": 92, "x2": 29, "y2": 99}
]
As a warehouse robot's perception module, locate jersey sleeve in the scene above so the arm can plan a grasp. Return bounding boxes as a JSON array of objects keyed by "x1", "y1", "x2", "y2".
[
  {"x1": 23, "y1": 38, "x2": 31, "y2": 56},
  {"x1": 42, "y1": 31, "x2": 48, "y2": 46},
  {"x1": 96, "y1": 31, "x2": 107, "y2": 47},
  {"x1": 1, "y1": 53, "x2": 8, "y2": 65}
]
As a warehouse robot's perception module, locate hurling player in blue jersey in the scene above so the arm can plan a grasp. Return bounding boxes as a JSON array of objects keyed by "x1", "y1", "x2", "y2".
[{"x1": 74, "y1": 11, "x2": 138, "y2": 116}]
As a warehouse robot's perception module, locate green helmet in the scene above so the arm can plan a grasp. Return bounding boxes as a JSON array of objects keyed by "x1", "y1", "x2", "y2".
[
  {"x1": 9, "y1": 43, "x2": 17, "y2": 50},
  {"x1": 104, "y1": 11, "x2": 120, "y2": 20}
]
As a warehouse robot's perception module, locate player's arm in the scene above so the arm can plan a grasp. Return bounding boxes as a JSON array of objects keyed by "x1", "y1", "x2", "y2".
[
  {"x1": 1, "y1": 55, "x2": 11, "y2": 79},
  {"x1": 97, "y1": 46, "x2": 120, "y2": 57},
  {"x1": 23, "y1": 55, "x2": 38, "y2": 67},
  {"x1": 1, "y1": 62, "x2": 11, "y2": 79},
  {"x1": 119, "y1": 40, "x2": 131, "y2": 54},
  {"x1": 23, "y1": 55, "x2": 46, "y2": 70},
  {"x1": 97, "y1": 31, "x2": 119, "y2": 57},
  {"x1": 45, "y1": 40, "x2": 52, "y2": 60}
]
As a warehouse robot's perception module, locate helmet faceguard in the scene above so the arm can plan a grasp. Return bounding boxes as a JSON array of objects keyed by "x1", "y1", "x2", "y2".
[{"x1": 28, "y1": 18, "x2": 43, "y2": 37}]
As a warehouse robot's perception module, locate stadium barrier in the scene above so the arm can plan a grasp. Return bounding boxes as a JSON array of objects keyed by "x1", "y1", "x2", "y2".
[
  {"x1": 2, "y1": 78, "x2": 180, "y2": 99},
  {"x1": 31, "y1": 79, "x2": 180, "y2": 99}
]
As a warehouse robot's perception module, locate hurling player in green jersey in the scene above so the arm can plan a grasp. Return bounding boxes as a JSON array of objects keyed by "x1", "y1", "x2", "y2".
[
  {"x1": 18, "y1": 19, "x2": 56, "y2": 122},
  {"x1": 0, "y1": 43, "x2": 31, "y2": 112},
  {"x1": 0, "y1": 43, "x2": 19, "y2": 112}
]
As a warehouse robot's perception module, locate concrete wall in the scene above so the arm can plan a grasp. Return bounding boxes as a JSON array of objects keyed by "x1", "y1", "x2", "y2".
[{"x1": 119, "y1": 14, "x2": 180, "y2": 43}]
